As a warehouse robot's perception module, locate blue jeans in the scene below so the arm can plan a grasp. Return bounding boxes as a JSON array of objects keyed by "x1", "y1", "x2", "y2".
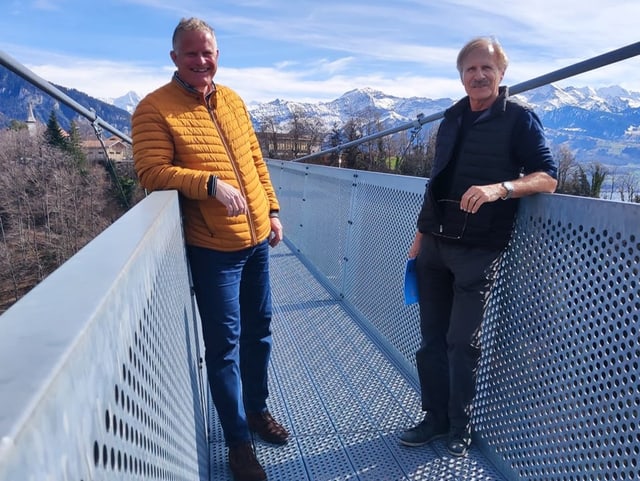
[{"x1": 187, "y1": 240, "x2": 273, "y2": 446}]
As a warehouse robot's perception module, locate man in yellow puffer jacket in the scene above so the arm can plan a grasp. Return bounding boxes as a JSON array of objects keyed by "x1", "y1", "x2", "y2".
[{"x1": 132, "y1": 17, "x2": 287, "y2": 481}]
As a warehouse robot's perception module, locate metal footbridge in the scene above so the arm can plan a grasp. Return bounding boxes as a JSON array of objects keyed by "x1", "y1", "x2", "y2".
[{"x1": 1, "y1": 42, "x2": 640, "y2": 481}]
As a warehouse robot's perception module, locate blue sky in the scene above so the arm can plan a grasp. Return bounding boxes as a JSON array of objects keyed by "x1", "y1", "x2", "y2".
[{"x1": 2, "y1": 0, "x2": 640, "y2": 104}]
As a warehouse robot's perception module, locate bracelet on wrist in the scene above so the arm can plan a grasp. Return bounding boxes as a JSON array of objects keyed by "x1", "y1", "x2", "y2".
[{"x1": 207, "y1": 175, "x2": 217, "y2": 197}]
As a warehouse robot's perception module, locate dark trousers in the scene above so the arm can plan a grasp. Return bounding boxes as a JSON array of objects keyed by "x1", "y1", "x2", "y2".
[
  {"x1": 415, "y1": 233, "x2": 503, "y2": 429},
  {"x1": 187, "y1": 240, "x2": 273, "y2": 446}
]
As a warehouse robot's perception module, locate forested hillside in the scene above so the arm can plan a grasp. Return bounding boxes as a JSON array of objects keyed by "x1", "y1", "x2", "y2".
[{"x1": 0, "y1": 127, "x2": 144, "y2": 313}]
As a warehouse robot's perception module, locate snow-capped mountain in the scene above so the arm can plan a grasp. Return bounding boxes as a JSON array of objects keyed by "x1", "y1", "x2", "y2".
[
  {"x1": 246, "y1": 85, "x2": 640, "y2": 167},
  {"x1": 247, "y1": 87, "x2": 454, "y2": 133},
  {"x1": 247, "y1": 84, "x2": 640, "y2": 131},
  {"x1": 2, "y1": 64, "x2": 640, "y2": 167},
  {"x1": 512, "y1": 84, "x2": 640, "y2": 112},
  {"x1": 101, "y1": 91, "x2": 141, "y2": 114}
]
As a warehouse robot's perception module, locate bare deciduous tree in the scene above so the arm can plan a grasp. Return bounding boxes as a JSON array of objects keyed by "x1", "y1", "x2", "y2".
[
  {"x1": 258, "y1": 115, "x2": 280, "y2": 158},
  {"x1": 555, "y1": 144, "x2": 576, "y2": 193},
  {"x1": 617, "y1": 171, "x2": 640, "y2": 202},
  {"x1": 0, "y1": 128, "x2": 121, "y2": 312}
]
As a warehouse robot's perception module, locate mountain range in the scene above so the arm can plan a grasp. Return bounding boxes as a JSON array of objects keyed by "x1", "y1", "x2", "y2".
[
  {"x1": 246, "y1": 85, "x2": 640, "y2": 168},
  {"x1": 2, "y1": 65, "x2": 640, "y2": 169},
  {"x1": 0, "y1": 67, "x2": 132, "y2": 135}
]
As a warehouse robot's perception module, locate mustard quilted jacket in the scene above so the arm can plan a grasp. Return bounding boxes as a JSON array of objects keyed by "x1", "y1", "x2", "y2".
[{"x1": 132, "y1": 78, "x2": 279, "y2": 252}]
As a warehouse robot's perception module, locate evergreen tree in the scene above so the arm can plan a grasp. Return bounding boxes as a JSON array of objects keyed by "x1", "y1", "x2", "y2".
[
  {"x1": 564, "y1": 165, "x2": 591, "y2": 196},
  {"x1": 67, "y1": 120, "x2": 87, "y2": 166},
  {"x1": 45, "y1": 110, "x2": 67, "y2": 149},
  {"x1": 8, "y1": 120, "x2": 27, "y2": 131},
  {"x1": 340, "y1": 118, "x2": 365, "y2": 170},
  {"x1": 589, "y1": 162, "x2": 608, "y2": 198}
]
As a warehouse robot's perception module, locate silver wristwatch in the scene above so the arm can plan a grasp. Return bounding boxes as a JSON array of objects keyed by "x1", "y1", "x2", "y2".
[{"x1": 501, "y1": 181, "x2": 514, "y2": 200}]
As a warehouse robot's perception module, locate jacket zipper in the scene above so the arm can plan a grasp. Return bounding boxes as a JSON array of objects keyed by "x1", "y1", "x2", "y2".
[{"x1": 207, "y1": 102, "x2": 258, "y2": 244}]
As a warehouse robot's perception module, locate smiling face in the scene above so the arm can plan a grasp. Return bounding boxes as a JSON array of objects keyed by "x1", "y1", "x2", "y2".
[
  {"x1": 460, "y1": 43, "x2": 505, "y2": 111},
  {"x1": 170, "y1": 29, "x2": 219, "y2": 94}
]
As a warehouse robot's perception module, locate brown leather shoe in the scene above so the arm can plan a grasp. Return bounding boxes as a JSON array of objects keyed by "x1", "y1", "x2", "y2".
[
  {"x1": 228, "y1": 443, "x2": 266, "y2": 481},
  {"x1": 247, "y1": 410, "x2": 290, "y2": 445}
]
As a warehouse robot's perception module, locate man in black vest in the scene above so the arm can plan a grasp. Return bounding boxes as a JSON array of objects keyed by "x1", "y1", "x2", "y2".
[{"x1": 399, "y1": 37, "x2": 557, "y2": 457}]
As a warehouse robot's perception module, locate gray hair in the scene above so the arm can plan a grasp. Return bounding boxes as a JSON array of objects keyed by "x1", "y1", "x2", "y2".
[
  {"x1": 456, "y1": 37, "x2": 509, "y2": 75},
  {"x1": 172, "y1": 17, "x2": 216, "y2": 51}
]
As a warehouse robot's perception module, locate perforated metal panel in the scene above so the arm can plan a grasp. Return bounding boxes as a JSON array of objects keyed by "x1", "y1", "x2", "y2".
[
  {"x1": 269, "y1": 161, "x2": 640, "y2": 481},
  {"x1": 270, "y1": 161, "x2": 359, "y2": 293},
  {"x1": 344, "y1": 175, "x2": 426, "y2": 365},
  {"x1": 475, "y1": 194, "x2": 640, "y2": 481},
  {"x1": 0, "y1": 192, "x2": 209, "y2": 481},
  {"x1": 270, "y1": 161, "x2": 427, "y2": 376},
  {"x1": 4, "y1": 162, "x2": 638, "y2": 480}
]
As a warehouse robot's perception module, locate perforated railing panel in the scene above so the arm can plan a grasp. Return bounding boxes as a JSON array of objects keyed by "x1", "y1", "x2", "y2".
[
  {"x1": 269, "y1": 161, "x2": 640, "y2": 481},
  {"x1": 0, "y1": 192, "x2": 209, "y2": 481},
  {"x1": 270, "y1": 161, "x2": 427, "y2": 376},
  {"x1": 345, "y1": 176, "x2": 426, "y2": 364},
  {"x1": 4, "y1": 162, "x2": 638, "y2": 481},
  {"x1": 475, "y1": 195, "x2": 640, "y2": 481},
  {"x1": 274, "y1": 162, "x2": 361, "y2": 293}
]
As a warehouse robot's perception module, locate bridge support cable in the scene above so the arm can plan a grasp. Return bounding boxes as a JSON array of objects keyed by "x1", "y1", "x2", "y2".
[{"x1": 89, "y1": 117, "x2": 132, "y2": 208}]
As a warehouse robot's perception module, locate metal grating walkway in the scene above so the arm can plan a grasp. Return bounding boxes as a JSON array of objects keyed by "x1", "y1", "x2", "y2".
[{"x1": 208, "y1": 242, "x2": 509, "y2": 481}]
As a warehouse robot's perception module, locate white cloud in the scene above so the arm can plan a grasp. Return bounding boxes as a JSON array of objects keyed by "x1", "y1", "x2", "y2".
[
  {"x1": 218, "y1": 65, "x2": 464, "y2": 104},
  {"x1": 18, "y1": 48, "x2": 640, "y2": 107},
  {"x1": 32, "y1": 0, "x2": 60, "y2": 10},
  {"x1": 3, "y1": 0, "x2": 640, "y2": 104},
  {"x1": 27, "y1": 60, "x2": 172, "y2": 99}
]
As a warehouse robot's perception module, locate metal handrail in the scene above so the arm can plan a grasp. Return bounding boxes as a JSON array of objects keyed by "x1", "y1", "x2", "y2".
[
  {"x1": 293, "y1": 41, "x2": 640, "y2": 162},
  {"x1": 0, "y1": 49, "x2": 132, "y2": 143}
]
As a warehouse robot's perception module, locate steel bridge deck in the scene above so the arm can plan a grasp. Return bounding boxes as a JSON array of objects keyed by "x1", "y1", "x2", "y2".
[{"x1": 208, "y1": 242, "x2": 509, "y2": 481}]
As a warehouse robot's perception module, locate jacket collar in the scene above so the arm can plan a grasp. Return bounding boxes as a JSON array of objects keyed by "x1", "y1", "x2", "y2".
[{"x1": 172, "y1": 72, "x2": 217, "y2": 100}]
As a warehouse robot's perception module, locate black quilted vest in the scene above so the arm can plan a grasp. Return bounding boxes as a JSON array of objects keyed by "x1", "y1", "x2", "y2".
[{"x1": 417, "y1": 88, "x2": 526, "y2": 249}]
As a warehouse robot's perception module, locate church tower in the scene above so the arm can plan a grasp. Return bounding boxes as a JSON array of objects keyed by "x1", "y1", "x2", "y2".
[{"x1": 26, "y1": 102, "x2": 37, "y2": 136}]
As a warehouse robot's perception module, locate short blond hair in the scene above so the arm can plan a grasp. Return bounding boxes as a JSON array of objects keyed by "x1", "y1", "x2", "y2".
[
  {"x1": 172, "y1": 17, "x2": 216, "y2": 50},
  {"x1": 456, "y1": 37, "x2": 509, "y2": 76}
]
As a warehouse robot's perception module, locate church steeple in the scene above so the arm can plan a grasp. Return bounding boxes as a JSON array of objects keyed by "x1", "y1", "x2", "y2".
[{"x1": 26, "y1": 102, "x2": 37, "y2": 136}]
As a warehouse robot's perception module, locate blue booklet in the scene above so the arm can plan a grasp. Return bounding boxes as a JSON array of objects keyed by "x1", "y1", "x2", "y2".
[{"x1": 403, "y1": 258, "x2": 419, "y2": 305}]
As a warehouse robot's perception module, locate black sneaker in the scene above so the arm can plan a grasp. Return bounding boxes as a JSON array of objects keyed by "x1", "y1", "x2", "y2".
[
  {"x1": 447, "y1": 426, "x2": 472, "y2": 457},
  {"x1": 399, "y1": 412, "x2": 448, "y2": 447}
]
